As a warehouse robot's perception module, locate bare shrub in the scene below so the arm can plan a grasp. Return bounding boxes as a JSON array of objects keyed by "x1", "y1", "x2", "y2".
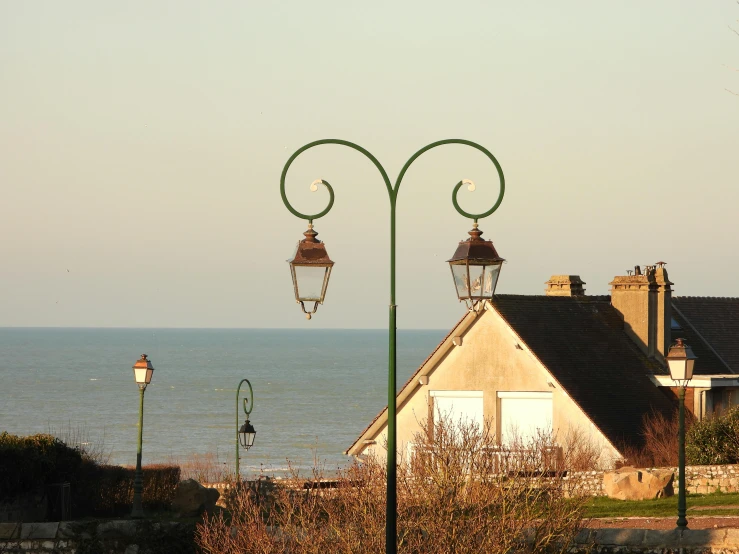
[
  {"x1": 618, "y1": 409, "x2": 691, "y2": 468},
  {"x1": 171, "y1": 452, "x2": 234, "y2": 484},
  {"x1": 196, "y1": 418, "x2": 587, "y2": 554},
  {"x1": 560, "y1": 427, "x2": 601, "y2": 471},
  {"x1": 48, "y1": 422, "x2": 111, "y2": 465}
]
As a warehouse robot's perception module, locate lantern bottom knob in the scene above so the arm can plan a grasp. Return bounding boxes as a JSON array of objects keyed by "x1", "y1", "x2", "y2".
[{"x1": 306, "y1": 313, "x2": 312, "y2": 320}]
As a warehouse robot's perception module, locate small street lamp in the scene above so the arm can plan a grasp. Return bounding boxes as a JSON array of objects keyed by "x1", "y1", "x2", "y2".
[
  {"x1": 131, "y1": 354, "x2": 154, "y2": 518},
  {"x1": 280, "y1": 138, "x2": 505, "y2": 554},
  {"x1": 287, "y1": 220, "x2": 334, "y2": 320},
  {"x1": 666, "y1": 338, "x2": 697, "y2": 529},
  {"x1": 235, "y1": 379, "x2": 256, "y2": 479}
]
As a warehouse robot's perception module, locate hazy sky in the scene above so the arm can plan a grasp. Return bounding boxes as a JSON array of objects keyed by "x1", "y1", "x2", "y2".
[{"x1": 1, "y1": 1, "x2": 737, "y2": 329}]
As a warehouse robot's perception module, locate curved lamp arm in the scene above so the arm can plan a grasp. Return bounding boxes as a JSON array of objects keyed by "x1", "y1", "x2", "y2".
[{"x1": 280, "y1": 138, "x2": 505, "y2": 223}]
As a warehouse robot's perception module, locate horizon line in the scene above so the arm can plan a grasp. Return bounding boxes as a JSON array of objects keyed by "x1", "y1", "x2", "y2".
[{"x1": 0, "y1": 326, "x2": 449, "y2": 331}]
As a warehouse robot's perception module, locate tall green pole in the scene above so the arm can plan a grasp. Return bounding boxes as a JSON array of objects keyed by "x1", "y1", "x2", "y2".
[
  {"x1": 235, "y1": 379, "x2": 254, "y2": 480},
  {"x1": 677, "y1": 385, "x2": 688, "y2": 529},
  {"x1": 280, "y1": 139, "x2": 505, "y2": 554},
  {"x1": 131, "y1": 386, "x2": 145, "y2": 518}
]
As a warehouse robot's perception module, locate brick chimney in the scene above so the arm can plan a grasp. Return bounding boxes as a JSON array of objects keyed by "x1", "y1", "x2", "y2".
[
  {"x1": 609, "y1": 264, "x2": 672, "y2": 360},
  {"x1": 653, "y1": 262, "x2": 673, "y2": 359},
  {"x1": 545, "y1": 275, "x2": 586, "y2": 297}
]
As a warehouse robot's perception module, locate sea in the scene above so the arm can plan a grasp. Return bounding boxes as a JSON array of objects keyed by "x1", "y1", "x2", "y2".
[{"x1": 0, "y1": 328, "x2": 445, "y2": 478}]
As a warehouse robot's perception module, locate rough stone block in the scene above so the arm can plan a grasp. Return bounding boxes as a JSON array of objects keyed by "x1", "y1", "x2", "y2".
[
  {"x1": 590, "y1": 528, "x2": 643, "y2": 546},
  {"x1": 723, "y1": 528, "x2": 739, "y2": 546},
  {"x1": 642, "y1": 529, "x2": 682, "y2": 548},
  {"x1": 603, "y1": 467, "x2": 674, "y2": 500},
  {"x1": 97, "y1": 520, "x2": 138, "y2": 539},
  {"x1": 0, "y1": 522, "x2": 19, "y2": 539},
  {"x1": 678, "y1": 528, "x2": 721, "y2": 547},
  {"x1": 20, "y1": 522, "x2": 59, "y2": 540}
]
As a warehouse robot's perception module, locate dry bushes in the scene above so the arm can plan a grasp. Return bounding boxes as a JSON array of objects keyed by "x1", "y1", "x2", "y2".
[
  {"x1": 172, "y1": 452, "x2": 233, "y2": 484},
  {"x1": 74, "y1": 463, "x2": 181, "y2": 517},
  {"x1": 619, "y1": 409, "x2": 686, "y2": 468},
  {"x1": 196, "y1": 419, "x2": 587, "y2": 554}
]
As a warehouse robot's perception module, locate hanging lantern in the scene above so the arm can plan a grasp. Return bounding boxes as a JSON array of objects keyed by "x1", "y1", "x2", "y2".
[
  {"x1": 447, "y1": 223, "x2": 504, "y2": 310},
  {"x1": 238, "y1": 419, "x2": 256, "y2": 450},
  {"x1": 287, "y1": 224, "x2": 334, "y2": 319}
]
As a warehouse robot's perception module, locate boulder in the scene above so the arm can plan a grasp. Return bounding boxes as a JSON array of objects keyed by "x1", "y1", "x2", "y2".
[
  {"x1": 603, "y1": 466, "x2": 674, "y2": 500},
  {"x1": 170, "y1": 479, "x2": 220, "y2": 517}
]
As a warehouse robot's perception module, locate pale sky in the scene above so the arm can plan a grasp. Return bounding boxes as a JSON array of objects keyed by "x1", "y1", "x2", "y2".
[{"x1": 1, "y1": 1, "x2": 737, "y2": 329}]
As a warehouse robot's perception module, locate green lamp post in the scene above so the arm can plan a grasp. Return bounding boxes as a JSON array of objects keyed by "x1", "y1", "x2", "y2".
[
  {"x1": 235, "y1": 379, "x2": 256, "y2": 479},
  {"x1": 280, "y1": 139, "x2": 505, "y2": 554},
  {"x1": 131, "y1": 354, "x2": 154, "y2": 519},
  {"x1": 666, "y1": 338, "x2": 697, "y2": 530}
]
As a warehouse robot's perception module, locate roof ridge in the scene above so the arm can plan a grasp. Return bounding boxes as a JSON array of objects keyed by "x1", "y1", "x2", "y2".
[{"x1": 674, "y1": 296, "x2": 739, "y2": 300}]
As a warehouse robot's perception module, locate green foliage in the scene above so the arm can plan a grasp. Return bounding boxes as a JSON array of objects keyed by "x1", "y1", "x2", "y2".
[
  {"x1": 0, "y1": 431, "x2": 180, "y2": 518},
  {"x1": 585, "y1": 491, "x2": 739, "y2": 518},
  {"x1": 686, "y1": 407, "x2": 739, "y2": 465},
  {"x1": 0, "y1": 432, "x2": 82, "y2": 501}
]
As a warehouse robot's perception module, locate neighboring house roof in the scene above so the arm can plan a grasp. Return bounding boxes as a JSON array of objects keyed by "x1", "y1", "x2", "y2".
[
  {"x1": 672, "y1": 297, "x2": 739, "y2": 374},
  {"x1": 346, "y1": 294, "x2": 739, "y2": 456},
  {"x1": 491, "y1": 295, "x2": 674, "y2": 450}
]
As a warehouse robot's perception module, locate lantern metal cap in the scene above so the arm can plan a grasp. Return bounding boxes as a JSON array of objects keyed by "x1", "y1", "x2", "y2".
[
  {"x1": 666, "y1": 338, "x2": 697, "y2": 363},
  {"x1": 239, "y1": 420, "x2": 256, "y2": 435},
  {"x1": 133, "y1": 354, "x2": 154, "y2": 371},
  {"x1": 287, "y1": 225, "x2": 334, "y2": 266},
  {"x1": 447, "y1": 224, "x2": 504, "y2": 264}
]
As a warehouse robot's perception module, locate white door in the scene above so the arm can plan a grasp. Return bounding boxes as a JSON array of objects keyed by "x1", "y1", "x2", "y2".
[
  {"x1": 430, "y1": 391, "x2": 484, "y2": 431},
  {"x1": 498, "y1": 391, "x2": 553, "y2": 446}
]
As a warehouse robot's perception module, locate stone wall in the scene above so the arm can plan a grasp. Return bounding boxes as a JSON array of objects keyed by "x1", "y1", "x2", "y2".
[
  {"x1": 0, "y1": 520, "x2": 195, "y2": 554},
  {"x1": 564, "y1": 464, "x2": 739, "y2": 497}
]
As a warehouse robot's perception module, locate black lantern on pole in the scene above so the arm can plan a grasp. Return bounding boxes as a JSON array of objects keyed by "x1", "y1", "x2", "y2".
[
  {"x1": 287, "y1": 223, "x2": 334, "y2": 319},
  {"x1": 447, "y1": 223, "x2": 504, "y2": 310},
  {"x1": 238, "y1": 419, "x2": 256, "y2": 450}
]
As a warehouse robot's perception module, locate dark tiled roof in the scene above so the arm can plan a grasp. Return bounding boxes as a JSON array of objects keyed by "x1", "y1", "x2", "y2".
[
  {"x1": 672, "y1": 297, "x2": 739, "y2": 374},
  {"x1": 491, "y1": 295, "x2": 675, "y2": 450}
]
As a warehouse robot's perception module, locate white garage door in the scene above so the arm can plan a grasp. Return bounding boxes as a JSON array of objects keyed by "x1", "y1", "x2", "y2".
[
  {"x1": 498, "y1": 391, "x2": 553, "y2": 446},
  {"x1": 430, "y1": 390, "x2": 484, "y2": 431}
]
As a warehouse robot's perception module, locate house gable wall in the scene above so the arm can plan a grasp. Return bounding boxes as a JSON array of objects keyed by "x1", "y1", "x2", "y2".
[{"x1": 362, "y1": 307, "x2": 620, "y2": 467}]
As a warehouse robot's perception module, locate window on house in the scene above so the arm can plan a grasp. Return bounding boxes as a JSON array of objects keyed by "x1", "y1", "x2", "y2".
[
  {"x1": 497, "y1": 391, "x2": 553, "y2": 447},
  {"x1": 429, "y1": 390, "x2": 484, "y2": 432},
  {"x1": 671, "y1": 318, "x2": 683, "y2": 331}
]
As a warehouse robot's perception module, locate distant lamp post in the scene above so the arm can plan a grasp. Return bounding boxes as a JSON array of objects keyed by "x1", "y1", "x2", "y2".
[
  {"x1": 131, "y1": 354, "x2": 154, "y2": 519},
  {"x1": 280, "y1": 139, "x2": 505, "y2": 554},
  {"x1": 666, "y1": 338, "x2": 697, "y2": 529},
  {"x1": 447, "y1": 217, "x2": 505, "y2": 310},
  {"x1": 235, "y1": 379, "x2": 256, "y2": 479},
  {"x1": 287, "y1": 218, "x2": 334, "y2": 320}
]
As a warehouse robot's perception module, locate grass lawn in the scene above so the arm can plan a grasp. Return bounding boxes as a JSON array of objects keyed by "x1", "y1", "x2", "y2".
[{"x1": 584, "y1": 492, "x2": 739, "y2": 518}]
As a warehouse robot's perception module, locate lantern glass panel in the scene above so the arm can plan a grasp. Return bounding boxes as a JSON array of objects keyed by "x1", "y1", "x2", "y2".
[
  {"x1": 134, "y1": 367, "x2": 149, "y2": 385},
  {"x1": 668, "y1": 358, "x2": 695, "y2": 381},
  {"x1": 294, "y1": 265, "x2": 329, "y2": 302},
  {"x1": 483, "y1": 264, "x2": 501, "y2": 297},
  {"x1": 451, "y1": 264, "x2": 470, "y2": 299}
]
